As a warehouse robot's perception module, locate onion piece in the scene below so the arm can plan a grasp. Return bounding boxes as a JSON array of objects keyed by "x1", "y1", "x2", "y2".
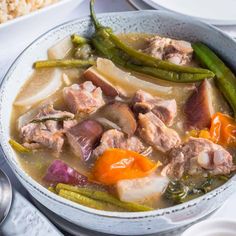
[
  {"x1": 96, "y1": 58, "x2": 172, "y2": 96},
  {"x1": 140, "y1": 146, "x2": 153, "y2": 157},
  {"x1": 95, "y1": 117, "x2": 121, "y2": 131}
]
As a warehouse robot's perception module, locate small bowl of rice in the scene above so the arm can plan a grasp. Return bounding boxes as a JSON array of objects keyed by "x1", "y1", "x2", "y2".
[{"x1": 0, "y1": 0, "x2": 59, "y2": 24}]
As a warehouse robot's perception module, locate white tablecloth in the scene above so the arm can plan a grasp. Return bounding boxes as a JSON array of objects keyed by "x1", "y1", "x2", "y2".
[{"x1": 0, "y1": 0, "x2": 236, "y2": 234}]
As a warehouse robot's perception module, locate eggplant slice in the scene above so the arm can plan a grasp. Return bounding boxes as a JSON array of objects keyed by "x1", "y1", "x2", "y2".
[
  {"x1": 184, "y1": 79, "x2": 214, "y2": 130},
  {"x1": 66, "y1": 120, "x2": 103, "y2": 162},
  {"x1": 100, "y1": 102, "x2": 137, "y2": 137}
]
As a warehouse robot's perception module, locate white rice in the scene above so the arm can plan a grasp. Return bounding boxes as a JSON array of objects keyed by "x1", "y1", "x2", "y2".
[{"x1": 0, "y1": 0, "x2": 59, "y2": 24}]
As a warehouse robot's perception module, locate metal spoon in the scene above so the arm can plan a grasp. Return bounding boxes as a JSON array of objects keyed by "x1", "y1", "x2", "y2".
[{"x1": 0, "y1": 168, "x2": 12, "y2": 225}]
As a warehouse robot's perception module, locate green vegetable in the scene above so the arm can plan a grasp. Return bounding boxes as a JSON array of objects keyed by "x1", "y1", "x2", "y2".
[
  {"x1": 164, "y1": 181, "x2": 189, "y2": 203},
  {"x1": 59, "y1": 189, "x2": 107, "y2": 210},
  {"x1": 9, "y1": 139, "x2": 31, "y2": 154},
  {"x1": 89, "y1": 0, "x2": 215, "y2": 83},
  {"x1": 193, "y1": 42, "x2": 236, "y2": 117},
  {"x1": 126, "y1": 63, "x2": 213, "y2": 83},
  {"x1": 34, "y1": 59, "x2": 95, "y2": 69},
  {"x1": 48, "y1": 186, "x2": 57, "y2": 194},
  {"x1": 71, "y1": 34, "x2": 89, "y2": 45},
  {"x1": 56, "y1": 183, "x2": 153, "y2": 212}
]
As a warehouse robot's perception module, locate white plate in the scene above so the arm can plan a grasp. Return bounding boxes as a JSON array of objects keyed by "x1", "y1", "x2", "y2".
[
  {"x1": 182, "y1": 218, "x2": 236, "y2": 236},
  {"x1": 143, "y1": 0, "x2": 236, "y2": 25},
  {"x1": 0, "y1": 0, "x2": 85, "y2": 59}
]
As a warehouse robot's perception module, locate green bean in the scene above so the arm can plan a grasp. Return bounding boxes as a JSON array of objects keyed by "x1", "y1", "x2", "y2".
[
  {"x1": 90, "y1": 0, "x2": 215, "y2": 82},
  {"x1": 34, "y1": 59, "x2": 95, "y2": 69},
  {"x1": 126, "y1": 63, "x2": 213, "y2": 83},
  {"x1": 59, "y1": 189, "x2": 107, "y2": 210},
  {"x1": 56, "y1": 183, "x2": 153, "y2": 212},
  {"x1": 71, "y1": 34, "x2": 89, "y2": 45},
  {"x1": 193, "y1": 42, "x2": 236, "y2": 117},
  {"x1": 48, "y1": 186, "x2": 57, "y2": 194},
  {"x1": 9, "y1": 139, "x2": 31, "y2": 154}
]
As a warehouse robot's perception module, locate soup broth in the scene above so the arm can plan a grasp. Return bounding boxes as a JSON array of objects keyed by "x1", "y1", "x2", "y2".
[{"x1": 10, "y1": 32, "x2": 235, "y2": 212}]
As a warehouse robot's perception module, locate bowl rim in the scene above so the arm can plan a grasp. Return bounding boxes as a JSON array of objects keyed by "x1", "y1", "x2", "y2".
[{"x1": 1, "y1": 10, "x2": 236, "y2": 219}]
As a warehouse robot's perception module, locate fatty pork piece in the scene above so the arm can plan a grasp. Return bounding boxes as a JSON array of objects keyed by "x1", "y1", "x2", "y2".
[
  {"x1": 20, "y1": 105, "x2": 74, "y2": 155},
  {"x1": 163, "y1": 137, "x2": 235, "y2": 179},
  {"x1": 138, "y1": 112, "x2": 181, "y2": 153},
  {"x1": 116, "y1": 174, "x2": 169, "y2": 203},
  {"x1": 63, "y1": 81, "x2": 105, "y2": 115},
  {"x1": 66, "y1": 120, "x2": 103, "y2": 162},
  {"x1": 93, "y1": 129, "x2": 145, "y2": 157},
  {"x1": 83, "y1": 66, "x2": 119, "y2": 97},
  {"x1": 132, "y1": 90, "x2": 177, "y2": 126},
  {"x1": 184, "y1": 79, "x2": 214, "y2": 130},
  {"x1": 143, "y1": 36, "x2": 193, "y2": 65}
]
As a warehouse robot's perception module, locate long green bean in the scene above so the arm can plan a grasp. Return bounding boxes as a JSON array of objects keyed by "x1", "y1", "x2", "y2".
[
  {"x1": 59, "y1": 189, "x2": 107, "y2": 210},
  {"x1": 9, "y1": 139, "x2": 31, "y2": 154},
  {"x1": 71, "y1": 34, "x2": 89, "y2": 45},
  {"x1": 126, "y1": 63, "x2": 213, "y2": 83},
  {"x1": 193, "y1": 42, "x2": 236, "y2": 117},
  {"x1": 34, "y1": 59, "x2": 95, "y2": 69},
  {"x1": 56, "y1": 183, "x2": 153, "y2": 212}
]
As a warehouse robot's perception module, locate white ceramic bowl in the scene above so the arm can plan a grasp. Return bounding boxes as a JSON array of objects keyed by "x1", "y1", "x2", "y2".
[
  {"x1": 1, "y1": 10, "x2": 236, "y2": 235},
  {"x1": 182, "y1": 219, "x2": 236, "y2": 236}
]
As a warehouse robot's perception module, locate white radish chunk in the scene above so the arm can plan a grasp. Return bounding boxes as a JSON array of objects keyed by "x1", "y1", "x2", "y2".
[
  {"x1": 96, "y1": 58, "x2": 172, "y2": 96},
  {"x1": 14, "y1": 69, "x2": 62, "y2": 107},
  {"x1": 48, "y1": 36, "x2": 73, "y2": 60},
  {"x1": 116, "y1": 175, "x2": 169, "y2": 203}
]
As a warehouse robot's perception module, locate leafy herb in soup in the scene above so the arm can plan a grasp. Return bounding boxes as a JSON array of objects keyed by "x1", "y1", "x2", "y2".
[{"x1": 10, "y1": 0, "x2": 236, "y2": 212}]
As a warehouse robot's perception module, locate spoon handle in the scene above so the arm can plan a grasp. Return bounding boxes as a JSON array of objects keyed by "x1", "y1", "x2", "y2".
[{"x1": 1, "y1": 190, "x2": 63, "y2": 236}]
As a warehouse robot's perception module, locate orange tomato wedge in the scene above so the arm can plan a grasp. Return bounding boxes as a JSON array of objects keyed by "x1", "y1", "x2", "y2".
[
  {"x1": 93, "y1": 148, "x2": 160, "y2": 185},
  {"x1": 210, "y1": 112, "x2": 236, "y2": 146}
]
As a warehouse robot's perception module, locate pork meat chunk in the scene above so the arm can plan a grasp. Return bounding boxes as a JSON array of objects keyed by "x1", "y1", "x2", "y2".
[
  {"x1": 133, "y1": 90, "x2": 177, "y2": 126},
  {"x1": 21, "y1": 122, "x2": 64, "y2": 155},
  {"x1": 63, "y1": 81, "x2": 105, "y2": 115},
  {"x1": 20, "y1": 105, "x2": 74, "y2": 155},
  {"x1": 163, "y1": 137, "x2": 235, "y2": 179},
  {"x1": 138, "y1": 112, "x2": 181, "y2": 152},
  {"x1": 93, "y1": 129, "x2": 145, "y2": 157},
  {"x1": 143, "y1": 36, "x2": 193, "y2": 65}
]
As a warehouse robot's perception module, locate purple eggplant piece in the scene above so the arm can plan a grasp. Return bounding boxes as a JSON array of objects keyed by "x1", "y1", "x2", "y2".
[
  {"x1": 44, "y1": 160, "x2": 88, "y2": 186},
  {"x1": 184, "y1": 79, "x2": 214, "y2": 130},
  {"x1": 66, "y1": 119, "x2": 103, "y2": 162}
]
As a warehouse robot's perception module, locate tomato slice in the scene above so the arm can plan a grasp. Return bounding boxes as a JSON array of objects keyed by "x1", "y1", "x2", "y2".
[{"x1": 93, "y1": 148, "x2": 160, "y2": 185}]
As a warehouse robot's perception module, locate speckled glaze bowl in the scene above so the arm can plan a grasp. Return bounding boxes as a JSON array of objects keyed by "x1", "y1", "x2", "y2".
[{"x1": 1, "y1": 10, "x2": 236, "y2": 235}]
